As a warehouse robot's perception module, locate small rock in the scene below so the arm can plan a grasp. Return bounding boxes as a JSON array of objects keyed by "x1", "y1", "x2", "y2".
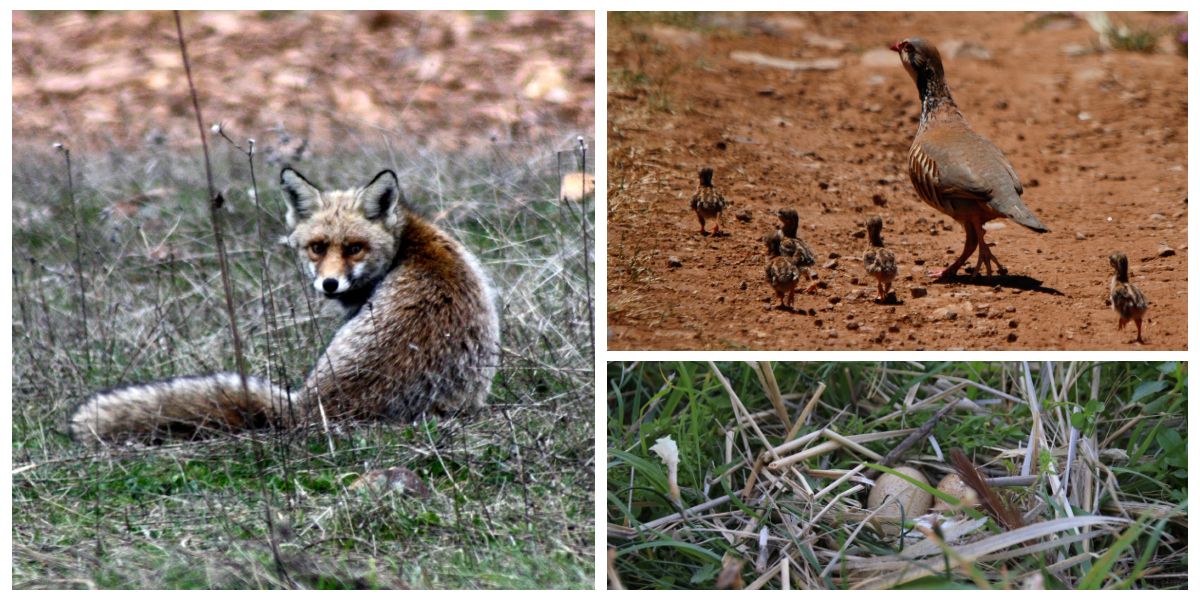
[
  {"x1": 814, "y1": 318, "x2": 824, "y2": 327},
  {"x1": 932, "y1": 306, "x2": 958, "y2": 321},
  {"x1": 1005, "y1": 306, "x2": 1016, "y2": 313},
  {"x1": 667, "y1": 256, "x2": 683, "y2": 268},
  {"x1": 1157, "y1": 244, "x2": 1176, "y2": 258},
  {"x1": 828, "y1": 251, "x2": 841, "y2": 259},
  {"x1": 826, "y1": 329, "x2": 839, "y2": 338},
  {"x1": 1150, "y1": 213, "x2": 1167, "y2": 221},
  {"x1": 1075, "y1": 231, "x2": 1088, "y2": 241},
  {"x1": 847, "y1": 322, "x2": 860, "y2": 331},
  {"x1": 872, "y1": 194, "x2": 887, "y2": 206},
  {"x1": 741, "y1": 281, "x2": 749, "y2": 290},
  {"x1": 828, "y1": 296, "x2": 841, "y2": 305},
  {"x1": 887, "y1": 324, "x2": 900, "y2": 333},
  {"x1": 942, "y1": 39, "x2": 993, "y2": 60},
  {"x1": 852, "y1": 230, "x2": 866, "y2": 239},
  {"x1": 1008, "y1": 318, "x2": 1019, "y2": 328},
  {"x1": 849, "y1": 276, "x2": 860, "y2": 285},
  {"x1": 736, "y1": 210, "x2": 753, "y2": 223},
  {"x1": 911, "y1": 287, "x2": 928, "y2": 299},
  {"x1": 730, "y1": 50, "x2": 842, "y2": 71},
  {"x1": 860, "y1": 47, "x2": 897, "y2": 67},
  {"x1": 1007, "y1": 332, "x2": 1018, "y2": 343},
  {"x1": 823, "y1": 259, "x2": 838, "y2": 269}
]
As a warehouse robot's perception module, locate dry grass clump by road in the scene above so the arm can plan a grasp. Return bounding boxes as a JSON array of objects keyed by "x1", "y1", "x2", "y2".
[{"x1": 608, "y1": 361, "x2": 1186, "y2": 589}]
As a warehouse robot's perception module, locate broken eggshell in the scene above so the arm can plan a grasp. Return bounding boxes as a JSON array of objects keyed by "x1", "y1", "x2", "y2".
[
  {"x1": 932, "y1": 472, "x2": 981, "y2": 512},
  {"x1": 866, "y1": 466, "x2": 933, "y2": 536}
]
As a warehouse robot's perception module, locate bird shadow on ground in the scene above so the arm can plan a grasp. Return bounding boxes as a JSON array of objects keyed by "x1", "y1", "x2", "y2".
[{"x1": 937, "y1": 273, "x2": 1065, "y2": 296}]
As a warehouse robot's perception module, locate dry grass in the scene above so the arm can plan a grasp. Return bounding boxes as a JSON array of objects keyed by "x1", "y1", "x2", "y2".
[
  {"x1": 607, "y1": 361, "x2": 1186, "y2": 590},
  {"x1": 11, "y1": 128, "x2": 595, "y2": 589}
]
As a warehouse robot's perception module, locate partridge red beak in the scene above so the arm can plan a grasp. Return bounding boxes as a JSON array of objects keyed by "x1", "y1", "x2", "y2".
[{"x1": 889, "y1": 41, "x2": 903, "y2": 52}]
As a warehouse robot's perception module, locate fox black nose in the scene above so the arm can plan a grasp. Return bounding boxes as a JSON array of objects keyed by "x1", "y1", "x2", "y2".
[{"x1": 322, "y1": 278, "x2": 340, "y2": 293}]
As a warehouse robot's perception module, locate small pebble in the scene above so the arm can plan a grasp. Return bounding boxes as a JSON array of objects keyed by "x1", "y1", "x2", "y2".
[
  {"x1": 911, "y1": 287, "x2": 928, "y2": 299},
  {"x1": 828, "y1": 296, "x2": 841, "y2": 305},
  {"x1": 1007, "y1": 332, "x2": 1018, "y2": 343},
  {"x1": 1008, "y1": 318, "x2": 1019, "y2": 328},
  {"x1": 736, "y1": 210, "x2": 753, "y2": 223},
  {"x1": 824, "y1": 259, "x2": 838, "y2": 269},
  {"x1": 667, "y1": 256, "x2": 683, "y2": 268}
]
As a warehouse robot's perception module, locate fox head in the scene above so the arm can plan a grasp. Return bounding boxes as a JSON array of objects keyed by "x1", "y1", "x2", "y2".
[{"x1": 280, "y1": 168, "x2": 406, "y2": 298}]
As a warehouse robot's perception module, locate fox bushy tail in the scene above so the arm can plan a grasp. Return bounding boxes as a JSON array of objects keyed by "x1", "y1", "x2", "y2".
[{"x1": 69, "y1": 373, "x2": 295, "y2": 444}]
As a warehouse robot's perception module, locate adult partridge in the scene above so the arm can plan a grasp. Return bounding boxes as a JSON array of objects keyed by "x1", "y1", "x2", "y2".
[
  {"x1": 1108, "y1": 252, "x2": 1148, "y2": 343},
  {"x1": 892, "y1": 38, "x2": 1049, "y2": 279},
  {"x1": 690, "y1": 167, "x2": 727, "y2": 236},
  {"x1": 863, "y1": 216, "x2": 898, "y2": 302}
]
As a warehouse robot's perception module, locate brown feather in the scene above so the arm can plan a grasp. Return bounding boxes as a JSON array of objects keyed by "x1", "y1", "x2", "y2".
[{"x1": 949, "y1": 448, "x2": 1024, "y2": 531}]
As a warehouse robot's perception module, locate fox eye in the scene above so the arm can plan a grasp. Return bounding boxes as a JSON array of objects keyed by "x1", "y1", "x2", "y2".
[
  {"x1": 344, "y1": 243, "x2": 365, "y2": 256},
  {"x1": 307, "y1": 241, "x2": 328, "y2": 256}
]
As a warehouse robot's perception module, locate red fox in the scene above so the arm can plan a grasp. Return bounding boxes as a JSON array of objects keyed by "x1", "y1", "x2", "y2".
[{"x1": 70, "y1": 168, "x2": 501, "y2": 444}]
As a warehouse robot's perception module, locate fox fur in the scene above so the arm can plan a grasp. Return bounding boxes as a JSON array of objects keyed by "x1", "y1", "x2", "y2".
[{"x1": 70, "y1": 168, "x2": 501, "y2": 444}]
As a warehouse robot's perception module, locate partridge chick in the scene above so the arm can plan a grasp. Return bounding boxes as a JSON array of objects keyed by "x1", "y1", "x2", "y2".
[
  {"x1": 690, "y1": 167, "x2": 727, "y2": 236},
  {"x1": 892, "y1": 38, "x2": 1049, "y2": 279},
  {"x1": 863, "y1": 216, "x2": 898, "y2": 302},
  {"x1": 776, "y1": 208, "x2": 819, "y2": 292},
  {"x1": 764, "y1": 233, "x2": 800, "y2": 310},
  {"x1": 1109, "y1": 252, "x2": 1148, "y2": 343}
]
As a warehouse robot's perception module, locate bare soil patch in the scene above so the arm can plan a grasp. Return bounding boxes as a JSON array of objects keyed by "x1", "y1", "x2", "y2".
[
  {"x1": 13, "y1": 10, "x2": 594, "y2": 154},
  {"x1": 607, "y1": 11, "x2": 1186, "y2": 350}
]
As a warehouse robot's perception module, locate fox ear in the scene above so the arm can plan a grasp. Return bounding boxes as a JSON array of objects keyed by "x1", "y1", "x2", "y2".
[
  {"x1": 359, "y1": 170, "x2": 403, "y2": 222},
  {"x1": 280, "y1": 168, "x2": 322, "y2": 227}
]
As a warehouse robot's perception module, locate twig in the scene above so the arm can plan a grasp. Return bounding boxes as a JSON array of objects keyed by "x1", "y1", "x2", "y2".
[
  {"x1": 54, "y1": 143, "x2": 90, "y2": 371},
  {"x1": 864, "y1": 399, "x2": 960, "y2": 479},
  {"x1": 173, "y1": 11, "x2": 250, "y2": 403}
]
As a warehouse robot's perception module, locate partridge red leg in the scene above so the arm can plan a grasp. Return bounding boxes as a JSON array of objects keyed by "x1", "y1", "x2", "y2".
[
  {"x1": 972, "y1": 221, "x2": 1008, "y2": 276},
  {"x1": 932, "y1": 222, "x2": 978, "y2": 279}
]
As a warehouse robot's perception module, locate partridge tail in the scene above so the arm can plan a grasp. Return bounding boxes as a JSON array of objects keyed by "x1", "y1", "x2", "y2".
[{"x1": 991, "y1": 192, "x2": 1049, "y2": 233}]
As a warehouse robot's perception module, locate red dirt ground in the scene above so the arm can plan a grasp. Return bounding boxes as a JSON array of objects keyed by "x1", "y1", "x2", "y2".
[{"x1": 607, "y1": 11, "x2": 1187, "y2": 350}]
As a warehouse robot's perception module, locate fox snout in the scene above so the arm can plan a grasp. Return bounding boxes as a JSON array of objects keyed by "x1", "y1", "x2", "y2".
[{"x1": 317, "y1": 274, "x2": 350, "y2": 295}]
